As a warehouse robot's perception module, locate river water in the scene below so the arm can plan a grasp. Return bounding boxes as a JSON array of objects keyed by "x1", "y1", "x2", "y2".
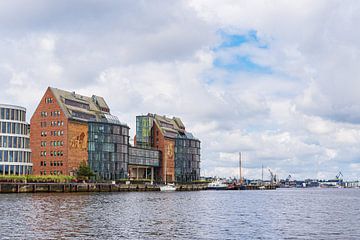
[{"x1": 0, "y1": 188, "x2": 359, "y2": 239}]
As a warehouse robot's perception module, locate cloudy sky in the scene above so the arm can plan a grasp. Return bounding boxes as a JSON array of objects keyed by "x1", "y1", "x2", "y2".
[{"x1": 1, "y1": 0, "x2": 360, "y2": 180}]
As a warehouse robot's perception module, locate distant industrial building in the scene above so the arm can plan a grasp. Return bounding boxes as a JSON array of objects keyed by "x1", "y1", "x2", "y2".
[
  {"x1": 0, "y1": 104, "x2": 32, "y2": 175},
  {"x1": 30, "y1": 87, "x2": 200, "y2": 183}
]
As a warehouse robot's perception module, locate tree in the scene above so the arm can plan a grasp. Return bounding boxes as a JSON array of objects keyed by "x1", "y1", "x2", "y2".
[{"x1": 76, "y1": 162, "x2": 95, "y2": 181}]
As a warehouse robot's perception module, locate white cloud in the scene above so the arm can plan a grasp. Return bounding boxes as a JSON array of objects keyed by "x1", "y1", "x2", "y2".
[{"x1": 1, "y1": 1, "x2": 360, "y2": 180}]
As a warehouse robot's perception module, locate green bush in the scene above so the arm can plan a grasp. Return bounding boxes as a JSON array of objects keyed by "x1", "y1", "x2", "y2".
[
  {"x1": 76, "y1": 162, "x2": 95, "y2": 181},
  {"x1": 0, "y1": 175, "x2": 75, "y2": 183},
  {"x1": 0, "y1": 175, "x2": 26, "y2": 183}
]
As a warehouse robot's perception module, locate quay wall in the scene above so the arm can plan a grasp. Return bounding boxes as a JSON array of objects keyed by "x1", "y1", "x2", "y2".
[{"x1": 0, "y1": 183, "x2": 207, "y2": 194}]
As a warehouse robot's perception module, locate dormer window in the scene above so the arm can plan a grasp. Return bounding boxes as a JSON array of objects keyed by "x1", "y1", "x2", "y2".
[
  {"x1": 64, "y1": 99, "x2": 90, "y2": 110},
  {"x1": 101, "y1": 107, "x2": 110, "y2": 113},
  {"x1": 72, "y1": 111, "x2": 95, "y2": 120}
]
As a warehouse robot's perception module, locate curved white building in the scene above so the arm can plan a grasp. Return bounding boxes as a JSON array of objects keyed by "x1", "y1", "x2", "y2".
[{"x1": 0, "y1": 104, "x2": 32, "y2": 175}]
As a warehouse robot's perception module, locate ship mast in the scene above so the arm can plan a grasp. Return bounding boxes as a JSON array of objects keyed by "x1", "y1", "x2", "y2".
[{"x1": 239, "y1": 152, "x2": 243, "y2": 185}]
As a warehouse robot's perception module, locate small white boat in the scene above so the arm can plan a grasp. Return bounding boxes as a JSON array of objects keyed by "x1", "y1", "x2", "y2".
[
  {"x1": 160, "y1": 183, "x2": 176, "y2": 192},
  {"x1": 207, "y1": 179, "x2": 228, "y2": 190}
]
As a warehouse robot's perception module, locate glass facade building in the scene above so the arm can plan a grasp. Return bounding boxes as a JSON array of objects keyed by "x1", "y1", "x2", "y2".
[
  {"x1": 175, "y1": 134, "x2": 201, "y2": 182},
  {"x1": 135, "y1": 114, "x2": 201, "y2": 183},
  {"x1": 128, "y1": 146, "x2": 161, "y2": 182},
  {"x1": 0, "y1": 104, "x2": 32, "y2": 175},
  {"x1": 129, "y1": 146, "x2": 160, "y2": 167},
  {"x1": 135, "y1": 115, "x2": 153, "y2": 148},
  {"x1": 88, "y1": 121, "x2": 130, "y2": 180}
]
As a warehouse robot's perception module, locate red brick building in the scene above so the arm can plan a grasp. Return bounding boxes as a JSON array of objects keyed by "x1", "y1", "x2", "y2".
[{"x1": 30, "y1": 87, "x2": 110, "y2": 176}]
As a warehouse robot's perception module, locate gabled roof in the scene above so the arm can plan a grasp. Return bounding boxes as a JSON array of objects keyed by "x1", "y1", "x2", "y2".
[
  {"x1": 140, "y1": 113, "x2": 199, "y2": 141},
  {"x1": 49, "y1": 87, "x2": 124, "y2": 125}
]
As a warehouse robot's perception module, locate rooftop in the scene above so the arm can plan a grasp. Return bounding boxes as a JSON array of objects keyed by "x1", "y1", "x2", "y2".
[
  {"x1": 139, "y1": 113, "x2": 199, "y2": 141},
  {"x1": 0, "y1": 104, "x2": 26, "y2": 111},
  {"x1": 49, "y1": 87, "x2": 127, "y2": 126}
]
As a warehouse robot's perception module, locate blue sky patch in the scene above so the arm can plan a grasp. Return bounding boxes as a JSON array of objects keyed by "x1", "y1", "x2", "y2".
[
  {"x1": 214, "y1": 55, "x2": 272, "y2": 74},
  {"x1": 213, "y1": 30, "x2": 271, "y2": 74},
  {"x1": 215, "y1": 30, "x2": 267, "y2": 50}
]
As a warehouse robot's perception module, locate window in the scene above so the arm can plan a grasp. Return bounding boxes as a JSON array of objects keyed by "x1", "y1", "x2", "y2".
[
  {"x1": 51, "y1": 110, "x2": 61, "y2": 116},
  {"x1": 5, "y1": 109, "x2": 9, "y2": 119}
]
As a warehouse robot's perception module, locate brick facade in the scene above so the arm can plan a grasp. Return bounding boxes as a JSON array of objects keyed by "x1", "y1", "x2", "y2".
[
  {"x1": 30, "y1": 87, "x2": 88, "y2": 176},
  {"x1": 153, "y1": 123, "x2": 175, "y2": 182},
  {"x1": 67, "y1": 121, "x2": 88, "y2": 175},
  {"x1": 30, "y1": 87, "x2": 68, "y2": 175}
]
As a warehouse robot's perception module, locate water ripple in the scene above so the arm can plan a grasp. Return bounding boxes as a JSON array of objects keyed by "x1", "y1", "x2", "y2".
[{"x1": 0, "y1": 189, "x2": 360, "y2": 239}]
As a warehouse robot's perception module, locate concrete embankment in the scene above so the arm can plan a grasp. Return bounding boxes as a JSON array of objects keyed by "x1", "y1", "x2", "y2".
[{"x1": 0, "y1": 183, "x2": 207, "y2": 193}]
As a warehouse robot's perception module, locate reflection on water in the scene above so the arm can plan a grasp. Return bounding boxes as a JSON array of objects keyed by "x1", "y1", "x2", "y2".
[{"x1": 1, "y1": 189, "x2": 360, "y2": 239}]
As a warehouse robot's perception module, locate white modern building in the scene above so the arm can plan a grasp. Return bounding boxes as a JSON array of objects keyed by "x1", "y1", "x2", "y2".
[{"x1": 0, "y1": 104, "x2": 32, "y2": 175}]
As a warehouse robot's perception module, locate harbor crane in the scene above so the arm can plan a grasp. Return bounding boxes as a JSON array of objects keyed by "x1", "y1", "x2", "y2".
[
  {"x1": 336, "y1": 171, "x2": 343, "y2": 180},
  {"x1": 286, "y1": 175, "x2": 292, "y2": 182},
  {"x1": 268, "y1": 169, "x2": 277, "y2": 184}
]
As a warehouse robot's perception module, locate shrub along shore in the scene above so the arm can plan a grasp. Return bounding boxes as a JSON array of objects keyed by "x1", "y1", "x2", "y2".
[{"x1": 0, "y1": 175, "x2": 75, "y2": 183}]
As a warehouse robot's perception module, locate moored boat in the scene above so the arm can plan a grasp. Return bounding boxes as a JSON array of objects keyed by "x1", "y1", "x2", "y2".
[
  {"x1": 207, "y1": 179, "x2": 228, "y2": 190},
  {"x1": 160, "y1": 183, "x2": 176, "y2": 192}
]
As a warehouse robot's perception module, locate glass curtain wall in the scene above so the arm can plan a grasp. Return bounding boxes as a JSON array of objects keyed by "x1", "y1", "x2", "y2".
[
  {"x1": 129, "y1": 146, "x2": 160, "y2": 167},
  {"x1": 135, "y1": 116, "x2": 153, "y2": 148},
  {"x1": 88, "y1": 122, "x2": 130, "y2": 180},
  {"x1": 175, "y1": 136, "x2": 201, "y2": 183},
  {"x1": 0, "y1": 105, "x2": 32, "y2": 175}
]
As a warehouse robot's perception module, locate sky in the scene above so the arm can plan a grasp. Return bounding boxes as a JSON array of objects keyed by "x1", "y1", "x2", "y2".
[{"x1": 1, "y1": 0, "x2": 360, "y2": 180}]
